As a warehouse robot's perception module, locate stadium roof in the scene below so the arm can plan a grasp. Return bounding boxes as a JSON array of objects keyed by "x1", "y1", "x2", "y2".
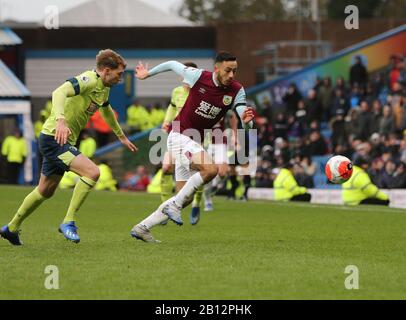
[
  {"x1": 58, "y1": 0, "x2": 193, "y2": 27},
  {"x1": 0, "y1": 60, "x2": 30, "y2": 98},
  {"x1": 0, "y1": 27, "x2": 22, "y2": 46}
]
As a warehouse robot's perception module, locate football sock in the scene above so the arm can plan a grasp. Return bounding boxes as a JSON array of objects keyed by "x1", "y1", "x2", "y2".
[
  {"x1": 192, "y1": 185, "x2": 204, "y2": 208},
  {"x1": 243, "y1": 175, "x2": 251, "y2": 198},
  {"x1": 174, "y1": 172, "x2": 204, "y2": 208},
  {"x1": 204, "y1": 180, "x2": 212, "y2": 203},
  {"x1": 139, "y1": 201, "x2": 169, "y2": 229},
  {"x1": 8, "y1": 187, "x2": 47, "y2": 232},
  {"x1": 63, "y1": 176, "x2": 96, "y2": 224},
  {"x1": 160, "y1": 172, "x2": 173, "y2": 202},
  {"x1": 228, "y1": 175, "x2": 239, "y2": 199}
]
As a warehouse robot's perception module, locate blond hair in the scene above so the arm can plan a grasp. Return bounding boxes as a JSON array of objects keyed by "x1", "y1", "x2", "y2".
[{"x1": 96, "y1": 49, "x2": 127, "y2": 69}]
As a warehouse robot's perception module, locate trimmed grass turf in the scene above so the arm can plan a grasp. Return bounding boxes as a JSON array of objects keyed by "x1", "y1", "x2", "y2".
[{"x1": 0, "y1": 185, "x2": 405, "y2": 300}]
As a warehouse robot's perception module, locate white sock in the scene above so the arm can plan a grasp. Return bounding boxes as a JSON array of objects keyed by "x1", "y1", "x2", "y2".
[
  {"x1": 139, "y1": 201, "x2": 169, "y2": 229},
  {"x1": 174, "y1": 172, "x2": 204, "y2": 208},
  {"x1": 204, "y1": 181, "x2": 212, "y2": 203}
]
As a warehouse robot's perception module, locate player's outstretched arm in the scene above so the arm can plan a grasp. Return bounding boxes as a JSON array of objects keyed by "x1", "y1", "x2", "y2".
[
  {"x1": 135, "y1": 61, "x2": 202, "y2": 87},
  {"x1": 53, "y1": 82, "x2": 76, "y2": 145},
  {"x1": 99, "y1": 104, "x2": 138, "y2": 152}
]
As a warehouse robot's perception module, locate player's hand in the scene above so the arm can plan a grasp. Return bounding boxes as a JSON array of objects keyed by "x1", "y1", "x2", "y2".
[
  {"x1": 55, "y1": 118, "x2": 71, "y2": 146},
  {"x1": 135, "y1": 61, "x2": 149, "y2": 80},
  {"x1": 119, "y1": 135, "x2": 138, "y2": 152},
  {"x1": 162, "y1": 121, "x2": 170, "y2": 132},
  {"x1": 242, "y1": 107, "x2": 255, "y2": 124}
]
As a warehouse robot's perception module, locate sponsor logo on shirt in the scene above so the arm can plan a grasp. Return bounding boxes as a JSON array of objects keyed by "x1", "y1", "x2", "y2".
[
  {"x1": 86, "y1": 101, "x2": 99, "y2": 114},
  {"x1": 195, "y1": 101, "x2": 222, "y2": 119}
]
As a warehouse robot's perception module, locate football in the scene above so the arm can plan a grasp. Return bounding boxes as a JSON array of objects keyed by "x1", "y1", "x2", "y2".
[{"x1": 325, "y1": 155, "x2": 353, "y2": 184}]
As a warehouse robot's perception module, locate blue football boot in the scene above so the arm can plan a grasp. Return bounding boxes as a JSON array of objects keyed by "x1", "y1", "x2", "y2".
[
  {"x1": 59, "y1": 221, "x2": 80, "y2": 243},
  {"x1": 190, "y1": 206, "x2": 200, "y2": 225},
  {"x1": 0, "y1": 225, "x2": 23, "y2": 246}
]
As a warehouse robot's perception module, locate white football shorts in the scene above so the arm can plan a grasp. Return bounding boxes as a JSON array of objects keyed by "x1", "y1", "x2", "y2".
[{"x1": 167, "y1": 131, "x2": 205, "y2": 181}]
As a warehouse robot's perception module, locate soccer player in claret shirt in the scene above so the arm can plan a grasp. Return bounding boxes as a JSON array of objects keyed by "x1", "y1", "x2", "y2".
[
  {"x1": 0, "y1": 49, "x2": 137, "y2": 245},
  {"x1": 131, "y1": 51, "x2": 254, "y2": 243}
]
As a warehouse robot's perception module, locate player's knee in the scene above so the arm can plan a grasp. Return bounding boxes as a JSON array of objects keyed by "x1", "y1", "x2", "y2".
[
  {"x1": 87, "y1": 166, "x2": 100, "y2": 181},
  {"x1": 38, "y1": 185, "x2": 55, "y2": 198},
  {"x1": 201, "y1": 165, "x2": 218, "y2": 182}
]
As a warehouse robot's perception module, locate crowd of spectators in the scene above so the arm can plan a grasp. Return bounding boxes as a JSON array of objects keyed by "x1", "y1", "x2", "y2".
[{"x1": 255, "y1": 54, "x2": 406, "y2": 189}]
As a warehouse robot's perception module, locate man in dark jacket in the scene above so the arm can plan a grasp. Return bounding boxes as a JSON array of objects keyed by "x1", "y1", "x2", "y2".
[{"x1": 350, "y1": 56, "x2": 368, "y2": 89}]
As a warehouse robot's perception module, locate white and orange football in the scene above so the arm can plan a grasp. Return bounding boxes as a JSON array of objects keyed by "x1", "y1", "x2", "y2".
[{"x1": 325, "y1": 155, "x2": 353, "y2": 184}]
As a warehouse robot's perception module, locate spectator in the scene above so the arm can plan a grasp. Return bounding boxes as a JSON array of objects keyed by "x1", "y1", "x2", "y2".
[
  {"x1": 283, "y1": 83, "x2": 302, "y2": 116},
  {"x1": 318, "y1": 77, "x2": 334, "y2": 120},
  {"x1": 392, "y1": 98, "x2": 405, "y2": 133},
  {"x1": 287, "y1": 115, "x2": 304, "y2": 142},
  {"x1": 293, "y1": 162, "x2": 314, "y2": 188},
  {"x1": 126, "y1": 99, "x2": 151, "y2": 133},
  {"x1": 379, "y1": 105, "x2": 395, "y2": 136},
  {"x1": 371, "y1": 73, "x2": 385, "y2": 96},
  {"x1": 335, "y1": 76, "x2": 349, "y2": 96},
  {"x1": 120, "y1": 165, "x2": 151, "y2": 191},
  {"x1": 303, "y1": 131, "x2": 328, "y2": 156},
  {"x1": 1, "y1": 129, "x2": 27, "y2": 184},
  {"x1": 380, "y1": 160, "x2": 397, "y2": 189},
  {"x1": 331, "y1": 88, "x2": 350, "y2": 117},
  {"x1": 313, "y1": 76, "x2": 323, "y2": 93},
  {"x1": 368, "y1": 157, "x2": 385, "y2": 187},
  {"x1": 305, "y1": 89, "x2": 323, "y2": 124},
  {"x1": 95, "y1": 160, "x2": 118, "y2": 192},
  {"x1": 370, "y1": 100, "x2": 383, "y2": 134},
  {"x1": 273, "y1": 113, "x2": 288, "y2": 139},
  {"x1": 149, "y1": 103, "x2": 166, "y2": 128},
  {"x1": 79, "y1": 130, "x2": 97, "y2": 159},
  {"x1": 349, "y1": 84, "x2": 362, "y2": 108},
  {"x1": 257, "y1": 119, "x2": 273, "y2": 149},
  {"x1": 330, "y1": 109, "x2": 347, "y2": 150},
  {"x1": 369, "y1": 133, "x2": 385, "y2": 160},
  {"x1": 295, "y1": 100, "x2": 308, "y2": 128},
  {"x1": 355, "y1": 101, "x2": 372, "y2": 140},
  {"x1": 300, "y1": 156, "x2": 317, "y2": 177},
  {"x1": 391, "y1": 162, "x2": 406, "y2": 188},
  {"x1": 350, "y1": 55, "x2": 368, "y2": 89}
]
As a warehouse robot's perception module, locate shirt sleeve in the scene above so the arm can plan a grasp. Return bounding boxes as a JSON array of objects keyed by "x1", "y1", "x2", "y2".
[
  {"x1": 148, "y1": 61, "x2": 203, "y2": 88},
  {"x1": 51, "y1": 81, "x2": 76, "y2": 120},
  {"x1": 233, "y1": 88, "x2": 253, "y2": 129},
  {"x1": 99, "y1": 104, "x2": 124, "y2": 138}
]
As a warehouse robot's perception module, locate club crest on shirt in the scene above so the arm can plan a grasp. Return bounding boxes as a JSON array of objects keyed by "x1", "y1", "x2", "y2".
[{"x1": 223, "y1": 95, "x2": 232, "y2": 106}]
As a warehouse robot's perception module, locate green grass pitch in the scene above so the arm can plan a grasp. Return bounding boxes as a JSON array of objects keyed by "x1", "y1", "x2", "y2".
[{"x1": 0, "y1": 185, "x2": 405, "y2": 300}]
